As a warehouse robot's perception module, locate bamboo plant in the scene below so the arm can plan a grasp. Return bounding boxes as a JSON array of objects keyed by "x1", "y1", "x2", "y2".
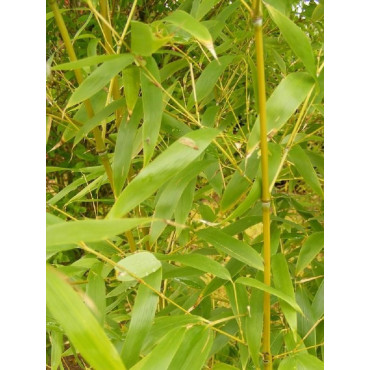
[{"x1": 46, "y1": 1, "x2": 324, "y2": 369}]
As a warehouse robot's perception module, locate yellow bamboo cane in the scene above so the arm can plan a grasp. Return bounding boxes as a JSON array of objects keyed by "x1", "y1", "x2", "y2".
[
  {"x1": 252, "y1": 0, "x2": 272, "y2": 368},
  {"x1": 49, "y1": 0, "x2": 115, "y2": 194}
]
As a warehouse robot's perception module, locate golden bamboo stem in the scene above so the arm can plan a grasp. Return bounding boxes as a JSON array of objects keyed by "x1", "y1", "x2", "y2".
[
  {"x1": 99, "y1": 0, "x2": 123, "y2": 128},
  {"x1": 49, "y1": 0, "x2": 115, "y2": 194},
  {"x1": 252, "y1": 0, "x2": 272, "y2": 368}
]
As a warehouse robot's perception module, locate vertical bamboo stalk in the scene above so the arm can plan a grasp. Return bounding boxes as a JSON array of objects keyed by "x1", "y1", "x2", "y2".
[
  {"x1": 49, "y1": 0, "x2": 115, "y2": 194},
  {"x1": 99, "y1": 0, "x2": 123, "y2": 128},
  {"x1": 252, "y1": 0, "x2": 272, "y2": 368}
]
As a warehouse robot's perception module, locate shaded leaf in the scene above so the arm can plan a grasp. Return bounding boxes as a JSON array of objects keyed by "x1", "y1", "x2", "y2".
[
  {"x1": 266, "y1": 4, "x2": 317, "y2": 76},
  {"x1": 296, "y1": 232, "x2": 324, "y2": 274},
  {"x1": 46, "y1": 266, "x2": 126, "y2": 370},
  {"x1": 121, "y1": 269, "x2": 162, "y2": 368}
]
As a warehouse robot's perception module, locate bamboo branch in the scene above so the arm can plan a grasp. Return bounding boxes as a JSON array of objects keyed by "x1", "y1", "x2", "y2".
[{"x1": 252, "y1": 0, "x2": 272, "y2": 368}]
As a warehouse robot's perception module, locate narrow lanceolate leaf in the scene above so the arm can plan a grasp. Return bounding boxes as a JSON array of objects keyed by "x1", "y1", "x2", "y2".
[
  {"x1": 131, "y1": 21, "x2": 171, "y2": 56},
  {"x1": 122, "y1": 66, "x2": 140, "y2": 115},
  {"x1": 50, "y1": 331, "x2": 63, "y2": 370},
  {"x1": 131, "y1": 327, "x2": 186, "y2": 370},
  {"x1": 272, "y1": 254, "x2": 297, "y2": 337},
  {"x1": 108, "y1": 128, "x2": 219, "y2": 218},
  {"x1": 150, "y1": 159, "x2": 214, "y2": 244},
  {"x1": 157, "y1": 253, "x2": 231, "y2": 280},
  {"x1": 113, "y1": 101, "x2": 143, "y2": 195},
  {"x1": 284, "y1": 353, "x2": 324, "y2": 370},
  {"x1": 46, "y1": 266, "x2": 126, "y2": 370},
  {"x1": 141, "y1": 57, "x2": 163, "y2": 166},
  {"x1": 197, "y1": 227, "x2": 264, "y2": 271},
  {"x1": 46, "y1": 218, "x2": 151, "y2": 247},
  {"x1": 165, "y1": 10, "x2": 217, "y2": 59},
  {"x1": 51, "y1": 54, "x2": 124, "y2": 70},
  {"x1": 266, "y1": 4, "x2": 317, "y2": 77},
  {"x1": 74, "y1": 97, "x2": 126, "y2": 146},
  {"x1": 288, "y1": 145, "x2": 323, "y2": 197},
  {"x1": 86, "y1": 263, "x2": 106, "y2": 325},
  {"x1": 168, "y1": 326, "x2": 214, "y2": 370},
  {"x1": 236, "y1": 277, "x2": 302, "y2": 313},
  {"x1": 296, "y1": 232, "x2": 324, "y2": 274},
  {"x1": 248, "y1": 72, "x2": 315, "y2": 152},
  {"x1": 187, "y1": 55, "x2": 235, "y2": 109},
  {"x1": 115, "y1": 252, "x2": 162, "y2": 283},
  {"x1": 68, "y1": 54, "x2": 134, "y2": 107},
  {"x1": 121, "y1": 268, "x2": 162, "y2": 368},
  {"x1": 245, "y1": 272, "x2": 264, "y2": 367},
  {"x1": 195, "y1": 0, "x2": 219, "y2": 20}
]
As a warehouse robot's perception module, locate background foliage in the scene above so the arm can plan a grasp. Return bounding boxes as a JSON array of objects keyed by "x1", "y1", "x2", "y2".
[{"x1": 46, "y1": 0, "x2": 324, "y2": 368}]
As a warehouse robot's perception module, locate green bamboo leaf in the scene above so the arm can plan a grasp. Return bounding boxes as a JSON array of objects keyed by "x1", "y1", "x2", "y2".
[
  {"x1": 141, "y1": 57, "x2": 163, "y2": 166},
  {"x1": 220, "y1": 151, "x2": 259, "y2": 212},
  {"x1": 197, "y1": 227, "x2": 264, "y2": 271},
  {"x1": 195, "y1": 0, "x2": 218, "y2": 20},
  {"x1": 131, "y1": 21, "x2": 171, "y2": 56},
  {"x1": 295, "y1": 353, "x2": 324, "y2": 369},
  {"x1": 245, "y1": 272, "x2": 264, "y2": 367},
  {"x1": 51, "y1": 54, "x2": 124, "y2": 70},
  {"x1": 47, "y1": 171, "x2": 102, "y2": 205},
  {"x1": 68, "y1": 54, "x2": 134, "y2": 107},
  {"x1": 122, "y1": 66, "x2": 140, "y2": 115},
  {"x1": 174, "y1": 178, "x2": 196, "y2": 236},
  {"x1": 115, "y1": 252, "x2": 162, "y2": 283},
  {"x1": 121, "y1": 268, "x2": 162, "y2": 368},
  {"x1": 86, "y1": 263, "x2": 106, "y2": 325},
  {"x1": 187, "y1": 55, "x2": 235, "y2": 109},
  {"x1": 108, "y1": 128, "x2": 219, "y2": 218},
  {"x1": 113, "y1": 101, "x2": 143, "y2": 195},
  {"x1": 312, "y1": 280, "x2": 324, "y2": 321},
  {"x1": 165, "y1": 10, "x2": 217, "y2": 59},
  {"x1": 266, "y1": 4, "x2": 317, "y2": 76},
  {"x1": 50, "y1": 331, "x2": 63, "y2": 370},
  {"x1": 157, "y1": 253, "x2": 231, "y2": 280},
  {"x1": 296, "y1": 286, "x2": 316, "y2": 353},
  {"x1": 201, "y1": 258, "x2": 245, "y2": 297},
  {"x1": 46, "y1": 266, "x2": 126, "y2": 370},
  {"x1": 236, "y1": 277, "x2": 303, "y2": 313},
  {"x1": 272, "y1": 254, "x2": 297, "y2": 337},
  {"x1": 288, "y1": 145, "x2": 323, "y2": 197},
  {"x1": 160, "y1": 59, "x2": 188, "y2": 81},
  {"x1": 46, "y1": 218, "x2": 151, "y2": 247},
  {"x1": 227, "y1": 179, "x2": 261, "y2": 220},
  {"x1": 168, "y1": 326, "x2": 213, "y2": 370},
  {"x1": 296, "y1": 232, "x2": 324, "y2": 274},
  {"x1": 150, "y1": 159, "x2": 213, "y2": 244},
  {"x1": 248, "y1": 72, "x2": 315, "y2": 152},
  {"x1": 66, "y1": 174, "x2": 107, "y2": 205},
  {"x1": 73, "y1": 97, "x2": 126, "y2": 146},
  {"x1": 143, "y1": 315, "x2": 204, "y2": 354},
  {"x1": 131, "y1": 327, "x2": 186, "y2": 370},
  {"x1": 312, "y1": 3, "x2": 324, "y2": 22}
]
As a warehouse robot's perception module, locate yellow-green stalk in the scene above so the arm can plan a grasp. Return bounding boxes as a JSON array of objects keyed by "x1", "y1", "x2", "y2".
[
  {"x1": 49, "y1": 0, "x2": 115, "y2": 193},
  {"x1": 252, "y1": 0, "x2": 272, "y2": 368},
  {"x1": 99, "y1": 0, "x2": 123, "y2": 128}
]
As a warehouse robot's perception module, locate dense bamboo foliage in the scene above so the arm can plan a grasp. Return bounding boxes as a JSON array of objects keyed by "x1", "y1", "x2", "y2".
[{"x1": 46, "y1": 0, "x2": 324, "y2": 368}]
